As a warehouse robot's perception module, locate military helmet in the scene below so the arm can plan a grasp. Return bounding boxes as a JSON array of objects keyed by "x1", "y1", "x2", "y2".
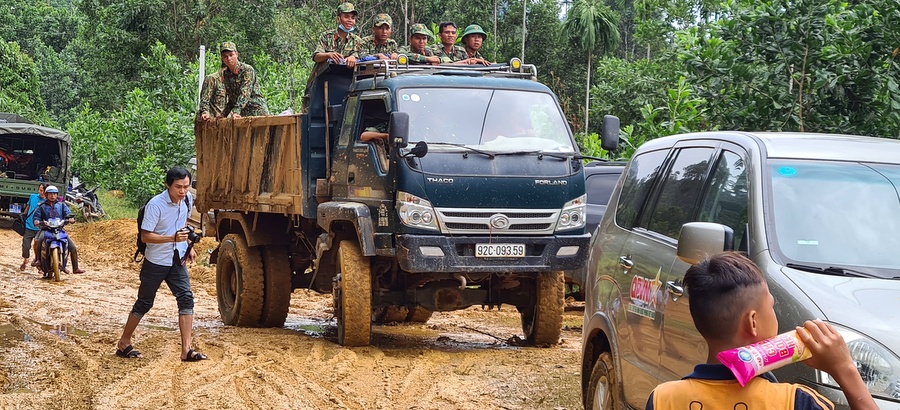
[
  {"x1": 461, "y1": 24, "x2": 487, "y2": 40},
  {"x1": 373, "y1": 13, "x2": 392, "y2": 27},
  {"x1": 410, "y1": 24, "x2": 432, "y2": 38},
  {"x1": 336, "y1": 2, "x2": 357, "y2": 15}
]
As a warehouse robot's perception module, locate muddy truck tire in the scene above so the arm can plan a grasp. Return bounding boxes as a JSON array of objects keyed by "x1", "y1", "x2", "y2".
[
  {"x1": 519, "y1": 271, "x2": 564, "y2": 345},
  {"x1": 260, "y1": 245, "x2": 292, "y2": 327},
  {"x1": 334, "y1": 240, "x2": 371, "y2": 346},
  {"x1": 216, "y1": 234, "x2": 264, "y2": 326}
]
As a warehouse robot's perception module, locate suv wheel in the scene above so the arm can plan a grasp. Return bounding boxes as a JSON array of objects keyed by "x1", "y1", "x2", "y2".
[{"x1": 585, "y1": 352, "x2": 620, "y2": 409}]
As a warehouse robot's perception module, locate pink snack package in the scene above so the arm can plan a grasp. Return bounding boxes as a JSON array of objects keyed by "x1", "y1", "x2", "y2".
[{"x1": 716, "y1": 329, "x2": 812, "y2": 387}]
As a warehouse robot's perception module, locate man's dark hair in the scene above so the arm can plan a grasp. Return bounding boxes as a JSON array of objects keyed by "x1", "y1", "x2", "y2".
[
  {"x1": 165, "y1": 167, "x2": 192, "y2": 186},
  {"x1": 439, "y1": 22, "x2": 457, "y2": 33},
  {"x1": 683, "y1": 252, "x2": 766, "y2": 342}
]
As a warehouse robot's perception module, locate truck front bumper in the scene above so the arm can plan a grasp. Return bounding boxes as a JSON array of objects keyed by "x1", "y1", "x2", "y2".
[{"x1": 396, "y1": 234, "x2": 591, "y2": 273}]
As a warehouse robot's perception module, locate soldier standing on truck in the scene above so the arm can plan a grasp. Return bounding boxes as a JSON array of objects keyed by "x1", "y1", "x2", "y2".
[
  {"x1": 459, "y1": 24, "x2": 491, "y2": 66},
  {"x1": 360, "y1": 14, "x2": 398, "y2": 61},
  {"x1": 431, "y1": 22, "x2": 468, "y2": 63},
  {"x1": 220, "y1": 41, "x2": 269, "y2": 119},
  {"x1": 399, "y1": 24, "x2": 440, "y2": 65},
  {"x1": 312, "y1": 2, "x2": 363, "y2": 69},
  {"x1": 198, "y1": 67, "x2": 227, "y2": 121}
]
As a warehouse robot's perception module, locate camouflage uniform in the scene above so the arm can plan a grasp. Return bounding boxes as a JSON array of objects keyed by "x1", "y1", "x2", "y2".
[
  {"x1": 399, "y1": 45, "x2": 435, "y2": 64},
  {"x1": 314, "y1": 30, "x2": 363, "y2": 60},
  {"x1": 198, "y1": 68, "x2": 227, "y2": 119},
  {"x1": 360, "y1": 36, "x2": 399, "y2": 57},
  {"x1": 431, "y1": 44, "x2": 468, "y2": 63},
  {"x1": 223, "y1": 61, "x2": 269, "y2": 117},
  {"x1": 461, "y1": 24, "x2": 490, "y2": 62}
]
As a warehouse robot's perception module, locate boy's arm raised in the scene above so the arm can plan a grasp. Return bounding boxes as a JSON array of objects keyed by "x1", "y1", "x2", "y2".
[{"x1": 798, "y1": 320, "x2": 878, "y2": 410}]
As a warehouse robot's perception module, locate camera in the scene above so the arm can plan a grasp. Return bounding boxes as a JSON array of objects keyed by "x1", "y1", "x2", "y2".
[{"x1": 181, "y1": 226, "x2": 201, "y2": 244}]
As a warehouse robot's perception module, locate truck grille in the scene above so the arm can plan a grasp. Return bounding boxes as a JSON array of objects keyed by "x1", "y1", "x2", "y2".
[{"x1": 435, "y1": 207, "x2": 559, "y2": 235}]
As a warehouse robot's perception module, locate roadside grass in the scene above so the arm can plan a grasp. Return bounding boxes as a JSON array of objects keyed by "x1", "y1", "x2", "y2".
[{"x1": 97, "y1": 190, "x2": 139, "y2": 220}]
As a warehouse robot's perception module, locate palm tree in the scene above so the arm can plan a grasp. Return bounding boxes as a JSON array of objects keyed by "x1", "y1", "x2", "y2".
[{"x1": 563, "y1": 0, "x2": 620, "y2": 133}]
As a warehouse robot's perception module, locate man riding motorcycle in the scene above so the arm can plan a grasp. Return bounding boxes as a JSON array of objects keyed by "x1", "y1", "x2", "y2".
[{"x1": 32, "y1": 185, "x2": 85, "y2": 277}]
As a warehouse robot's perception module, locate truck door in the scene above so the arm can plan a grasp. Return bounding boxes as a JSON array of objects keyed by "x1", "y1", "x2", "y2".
[
  {"x1": 616, "y1": 145, "x2": 715, "y2": 407},
  {"x1": 658, "y1": 145, "x2": 750, "y2": 381}
]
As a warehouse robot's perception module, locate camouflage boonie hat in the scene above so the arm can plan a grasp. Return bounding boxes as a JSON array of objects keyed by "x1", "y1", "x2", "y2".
[
  {"x1": 374, "y1": 13, "x2": 392, "y2": 27},
  {"x1": 410, "y1": 24, "x2": 432, "y2": 38},
  {"x1": 336, "y1": 2, "x2": 357, "y2": 14},
  {"x1": 461, "y1": 24, "x2": 487, "y2": 40},
  {"x1": 220, "y1": 41, "x2": 237, "y2": 53}
]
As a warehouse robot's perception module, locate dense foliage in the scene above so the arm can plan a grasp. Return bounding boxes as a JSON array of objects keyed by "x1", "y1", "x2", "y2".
[{"x1": 3, "y1": 0, "x2": 900, "y2": 202}]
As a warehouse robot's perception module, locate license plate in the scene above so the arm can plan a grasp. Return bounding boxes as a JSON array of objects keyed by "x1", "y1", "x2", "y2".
[
  {"x1": 475, "y1": 243, "x2": 525, "y2": 258},
  {"x1": 9, "y1": 204, "x2": 21, "y2": 213}
]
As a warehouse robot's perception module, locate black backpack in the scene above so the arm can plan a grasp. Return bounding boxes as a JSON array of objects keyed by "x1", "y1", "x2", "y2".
[{"x1": 133, "y1": 195, "x2": 191, "y2": 262}]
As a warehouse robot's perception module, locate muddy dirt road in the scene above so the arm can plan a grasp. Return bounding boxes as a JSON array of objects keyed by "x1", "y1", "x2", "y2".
[{"x1": 0, "y1": 220, "x2": 585, "y2": 409}]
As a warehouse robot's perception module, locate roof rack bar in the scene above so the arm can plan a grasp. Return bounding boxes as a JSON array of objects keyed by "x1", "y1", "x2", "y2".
[{"x1": 352, "y1": 59, "x2": 538, "y2": 83}]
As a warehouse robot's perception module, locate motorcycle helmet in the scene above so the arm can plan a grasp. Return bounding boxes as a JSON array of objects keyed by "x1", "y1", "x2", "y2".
[{"x1": 46, "y1": 185, "x2": 59, "y2": 194}]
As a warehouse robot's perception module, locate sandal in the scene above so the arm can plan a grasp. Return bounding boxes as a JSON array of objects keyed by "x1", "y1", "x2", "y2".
[
  {"x1": 181, "y1": 349, "x2": 208, "y2": 362},
  {"x1": 73, "y1": 269, "x2": 86, "y2": 274},
  {"x1": 115, "y1": 344, "x2": 143, "y2": 359},
  {"x1": 19, "y1": 262, "x2": 26, "y2": 271}
]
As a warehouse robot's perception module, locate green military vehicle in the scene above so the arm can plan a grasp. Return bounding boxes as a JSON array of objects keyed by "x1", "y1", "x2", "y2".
[
  {"x1": 194, "y1": 60, "x2": 618, "y2": 347},
  {"x1": 0, "y1": 113, "x2": 71, "y2": 226}
]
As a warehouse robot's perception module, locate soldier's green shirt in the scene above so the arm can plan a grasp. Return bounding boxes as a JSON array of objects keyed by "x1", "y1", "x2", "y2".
[
  {"x1": 314, "y1": 29, "x2": 363, "y2": 58},
  {"x1": 222, "y1": 61, "x2": 269, "y2": 117},
  {"x1": 465, "y1": 49, "x2": 486, "y2": 60},
  {"x1": 360, "y1": 36, "x2": 399, "y2": 57},
  {"x1": 431, "y1": 44, "x2": 467, "y2": 63},
  {"x1": 198, "y1": 69, "x2": 227, "y2": 118},
  {"x1": 399, "y1": 45, "x2": 435, "y2": 64}
]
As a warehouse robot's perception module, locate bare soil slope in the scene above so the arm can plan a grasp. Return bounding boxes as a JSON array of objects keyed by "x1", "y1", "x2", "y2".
[{"x1": 0, "y1": 221, "x2": 585, "y2": 409}]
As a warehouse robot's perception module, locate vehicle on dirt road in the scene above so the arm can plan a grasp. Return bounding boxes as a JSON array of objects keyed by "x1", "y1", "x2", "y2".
[
  {"x1": 581, "y1": 132, "x2": 900, "y2": 409},
  {"x1": 38, "y1": 217, "x2": 70, "y2": 281},
  {"x1": 66, "y1": 183, "x2": 106, "y2": 222},
  {"x1": 0, "y1": 113, "x2": 71, "y2": 228},
  {"x1": 195, "y1": 59, "x2": 619, "y2": 347}
]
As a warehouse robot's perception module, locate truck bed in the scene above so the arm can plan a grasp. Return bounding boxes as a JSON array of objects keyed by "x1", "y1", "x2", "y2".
[{"x1": 194, "y1": 115, "x2": 304, "y2": 215}]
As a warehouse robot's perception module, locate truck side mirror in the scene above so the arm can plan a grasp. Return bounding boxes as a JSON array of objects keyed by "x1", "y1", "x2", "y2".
[
  {"x1": 601, "y1": 115, "x2": 620, "y2": 151},
  {"x1": 390, "y1": 111, "x2": 410, "y2": 148}
]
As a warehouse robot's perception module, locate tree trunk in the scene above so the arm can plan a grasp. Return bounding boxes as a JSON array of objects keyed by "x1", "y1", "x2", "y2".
[{"x1": 585, "y1": 51, "x2": 591, "y2": 133}]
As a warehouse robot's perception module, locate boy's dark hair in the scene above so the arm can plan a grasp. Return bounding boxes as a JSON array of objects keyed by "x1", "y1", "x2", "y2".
[
  {"x1": 439, "y1": 21, "x2": 457, "y2": 33},
  {"x1": 165, "y1": 167, "x2": 192, "y2": 186},
  {"x1": 683, "y1": 252, "x2": 765, "y2": 342}
]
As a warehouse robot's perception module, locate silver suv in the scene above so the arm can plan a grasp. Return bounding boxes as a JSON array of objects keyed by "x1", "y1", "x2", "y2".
[{"x1": 581, "y1": 132, "x2": 900, "y2": 409}]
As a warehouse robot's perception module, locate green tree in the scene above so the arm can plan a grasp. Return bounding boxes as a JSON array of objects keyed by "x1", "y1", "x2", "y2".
[
  {"x1": 0, "y1": 38, "x2": 51, "y2": 125},
  {"x1": 563, "y1": 0, "x2": 620, "y2": 133}
]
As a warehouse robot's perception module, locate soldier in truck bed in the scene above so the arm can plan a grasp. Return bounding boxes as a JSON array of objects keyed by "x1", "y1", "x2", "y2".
[
  {"x1": 198, "y1": 67, "x2": 226, "y2": 121},
  {"x1": 219, "y1": 41, "x2": 269, "y2": 118},
  {"x1": 399, "y1": 24, "x2": 440, "y2": 65},
  {"x1": 359, "y1": 13, "x2": 399, "y2": 60}
]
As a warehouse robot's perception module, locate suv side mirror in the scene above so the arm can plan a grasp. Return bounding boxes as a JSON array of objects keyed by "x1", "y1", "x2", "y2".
[
  {"x1": 601, "y1": 115, "x2": 620, "y2": 151},
  {"x1": 390, "y1": 112, "x2": 410, "y2": 148},
  {"x1": 676, "y1": 222, "x2": 735, "y2": 265}
]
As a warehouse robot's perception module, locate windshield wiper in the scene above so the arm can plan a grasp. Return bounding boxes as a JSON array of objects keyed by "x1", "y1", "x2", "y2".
[
  {"x1": 786, "y1": 263, "x2": 878, "y2": 278},
  {"x1": 425, "y1": 142, "x2": 495, "y2": 159}
]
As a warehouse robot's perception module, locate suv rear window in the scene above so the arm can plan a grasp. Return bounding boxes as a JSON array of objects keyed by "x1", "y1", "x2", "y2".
[
  {"x1": 615, "y1": 149, "x2": 668, "y2": 229},
  {"x1": 646, "y1": 148, "x2": 714, "y2": 239}
]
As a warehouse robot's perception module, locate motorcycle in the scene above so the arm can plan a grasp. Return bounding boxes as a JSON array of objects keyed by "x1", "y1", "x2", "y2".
[
  {"x1": 66, "y1": 184, "x2": 106, "y2": 222},
  {"x1": 39, "y1": 217, "x2": 69, "y2": 282}
]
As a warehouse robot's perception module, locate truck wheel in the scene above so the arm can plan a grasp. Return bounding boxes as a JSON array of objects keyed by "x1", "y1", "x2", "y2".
[
  {"x1": 259, "y1": 245, "x2": 292, "y2": 327},
  {"x1": 216, "y1": 234, "x2": 264, "y2": 326},
  {"x1": 333, "y1": 240, "x2": 371, "y2": 346},
  {"x1": 585, "y1": 352, "x2": 621, "y2": 410},
  {"x1": 519, "y1": 271, "x2": 564, "y2": 345}
]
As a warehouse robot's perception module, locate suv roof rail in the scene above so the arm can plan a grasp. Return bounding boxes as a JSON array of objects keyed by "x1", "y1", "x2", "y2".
[{"x1": 352, "y1": 58, "x2": 538, "y2": 83}]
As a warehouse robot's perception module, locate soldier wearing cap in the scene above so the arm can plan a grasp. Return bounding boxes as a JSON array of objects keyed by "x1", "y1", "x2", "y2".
[
  {"x1": 219, "y1": 41, "x2": 269, "y2": 118},
  {"x1": 197, "y1": 67, "x2": 227, "y2": 121},
  {"x1": 360, "y1": 13, "x2": 399, "y2": 60},
  {"x1": 399, "y1": 24, "x2": 440, "y2": 65},
  {"x1": 431, "y1": 22, "x2": 468, "y2": 63},
  {"x1": 313, "y1": 2, "x2": 363, "y2": 69},
  {"x1": 459, "y1": 24, "x2": 491, "y2": 66}
]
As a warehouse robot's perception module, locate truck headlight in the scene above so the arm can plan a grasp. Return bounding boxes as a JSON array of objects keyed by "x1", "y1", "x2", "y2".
[
  {"x1": 555, "y1": 194, "x2": 586, "y2": 232},
  {"x1": 396, "y1": 191, "x2": 439, "y2": 231},
  {"x1": 817, "y1": 324, "x2": 900, "y2": 400}
]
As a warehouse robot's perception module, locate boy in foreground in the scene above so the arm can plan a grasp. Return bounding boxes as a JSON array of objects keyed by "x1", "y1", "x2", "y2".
[{"x1": 647, "y1": 252, "x2": 876, "y2": 410}]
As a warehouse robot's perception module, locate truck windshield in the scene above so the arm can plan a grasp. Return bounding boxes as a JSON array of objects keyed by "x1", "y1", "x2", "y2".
[
  {"x1": 396, "y1": 88, "x2": 575, "y2": 153},
  {"x1": 769, "y1": 160, "x2": 900, "y2": 276}
]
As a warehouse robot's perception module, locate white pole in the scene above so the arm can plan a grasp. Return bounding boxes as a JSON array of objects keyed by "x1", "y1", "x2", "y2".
[
  {"x1": 521, "y1": 0, "x2": 527, "y2": 61},
  {"x1": 197, "y1": 45, "x2": 206, "y2": 111}
]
